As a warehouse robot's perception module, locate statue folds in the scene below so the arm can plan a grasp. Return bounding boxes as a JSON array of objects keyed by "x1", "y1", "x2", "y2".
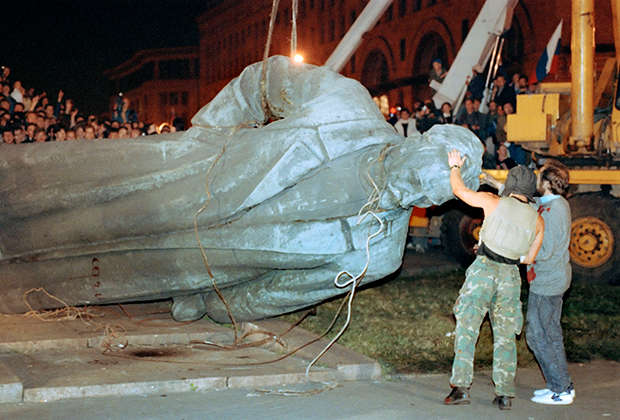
[{"x1": 0, "y1": 56, "x2": 483, "y2": 322}]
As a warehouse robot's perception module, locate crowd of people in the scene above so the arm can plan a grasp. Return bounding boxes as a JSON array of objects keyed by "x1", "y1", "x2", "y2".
[
  {"x1": 388, "y1": 67, "x2": 535, "y2": 171},
  {"x1": 0, "y1": 66, "x2": 182, "y2": 146}
]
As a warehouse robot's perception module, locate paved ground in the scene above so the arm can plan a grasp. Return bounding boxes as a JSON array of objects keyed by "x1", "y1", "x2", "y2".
[
  {"x1": 1, "y1": 249, "x2": 618, "y2": 419},
  {"x1": 0, "y1": 302, "x2": 380, "y2": 404},
  {"x1": 2, "y1": 361, "x2": 618, "y2": 420}
]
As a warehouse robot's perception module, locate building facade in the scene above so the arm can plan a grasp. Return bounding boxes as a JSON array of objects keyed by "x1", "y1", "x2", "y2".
[
  {"x1": 197, "y1": 0, "x2": 616, "y2": 113},
  {"x1": 105, "y1": 47, "x2": 200, "y2": 127}
]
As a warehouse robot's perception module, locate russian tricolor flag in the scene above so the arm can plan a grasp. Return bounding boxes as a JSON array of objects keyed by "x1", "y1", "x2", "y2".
[{"x1": 531, "y1": 20, "x2": 563, "y2": 84}]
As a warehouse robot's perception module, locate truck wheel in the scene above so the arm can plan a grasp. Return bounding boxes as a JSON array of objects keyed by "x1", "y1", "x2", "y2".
[
  {"x1": 568, "y1": 192, "x2": 620, "y2": 284},
  {"x1": 440, "y1": 208, "x2": 483, "y2": 267}
]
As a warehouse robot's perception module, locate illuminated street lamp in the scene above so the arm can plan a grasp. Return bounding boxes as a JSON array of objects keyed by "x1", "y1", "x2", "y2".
[{"x1": 293, "y1": 54, "x2": 304, "y2": 64}]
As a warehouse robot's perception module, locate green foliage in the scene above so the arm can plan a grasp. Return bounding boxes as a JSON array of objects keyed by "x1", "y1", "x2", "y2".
[{"x1": 280, "y1": 270, "x2": 620, "y2": 374}]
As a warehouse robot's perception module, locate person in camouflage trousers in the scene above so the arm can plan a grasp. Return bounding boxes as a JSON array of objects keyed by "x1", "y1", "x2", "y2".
[
  {"x1": 452, "y1": 255, "x2": 523, "y2": 396},
  {"x1": 444, "y1": 150, "x2": 544, "y2": 410}
]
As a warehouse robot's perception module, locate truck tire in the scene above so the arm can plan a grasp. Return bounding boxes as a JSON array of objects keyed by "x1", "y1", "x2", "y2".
[
  {"x1": 568, "y1": 192, "x2": 620, "y2": 284},
  {"x1": 440, "y1": 207, "x2": 483, "y2": 267}
]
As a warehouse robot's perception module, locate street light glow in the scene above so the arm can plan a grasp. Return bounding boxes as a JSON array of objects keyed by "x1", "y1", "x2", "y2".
[{"x1": 293, "y1": 54, "x2": 304, "y2": 63}]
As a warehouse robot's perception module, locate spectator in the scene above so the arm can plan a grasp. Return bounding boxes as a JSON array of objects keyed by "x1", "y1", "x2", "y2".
[
  {"x1": 491, "y1": 74, "x2": 516, "y2": 110},
  {"x1": 509, "y1": 73, "x2": 521, "y2": 94},
  {"x1": 518, "y1": 75, "x2": 531, "y2": 94},
  {"x1": 10, "y1": 81, "x2": 24, "y2": 103},
  {"x1": 1, "y1": 83, "x2": 15, "y2": 112},
  {"x1": 52, "y1": 125, "x2": 67, "y2": 141},
  {"x1": 496, "y1": 143, "x2": 516, "y2": 169},
  {"x1": 113, "y1": 96, "x2": 137, "y2": 124},
  {"x1": 2, "y1": 127, "x2": 15, "y2": 144},
  {"x1": 495, "y1": 105, "x2": 507, "y2": 145},
  {"x1": 439, "y1": 102, "x2": 453, "y2": 124},
  {"x1": 34, "y1": 127, "x2": 47, "y2": 142},
  {"x1": 14, "y1": 126, "x2": 26, "y2": 144},
  {"x1": 108, "y1": 128, "x2": 120, "y2": 139},
  {"x1": 0, "y1": 66, "x2": 10, "y2": 83},
  {"x1": 25, "y1": 123, "x2": 36, "y2": 143},
  {"x1": 75, "y1": 124, "x2": 85, "y2": 139},
  {"x1": 456, "y1": 98, "x2": 484, "y2": 140},
  {"x1": 393, "y1": 108, "x2": 418, "y2": 137},
  {"x1": 414, "y1": 106, "x2": 432, "y2": 133},
  {"x1": 84, "y1": 125, "x2": 96, "y2": 140},
  {"x1": 466, "y1": 66, "x2": 486, "y2": 100},
  {"x1": 429, "y1": 58, "x2": 448, "y2": 85},
  {"x1": 0, "y1": 98, "x2": 10, "y2": 113}
]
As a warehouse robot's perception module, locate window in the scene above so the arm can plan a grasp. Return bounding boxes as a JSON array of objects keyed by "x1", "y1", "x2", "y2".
[
  {"x1": 461, "y1": 19, "x2": 469, "y2": 42},
  {"x1": 379, "y1": 95, "x2": 389, "y2": 116},
  {"x1": 159, "y1": 59, "x2": 191, "y2": 80},
  {"x1": 181, "y1": 91, "x2": 188, "y2": 105},
  {"x1": 413, "y1": 0, "x2": 422, "y2": 11},
  {"x1": 159, "y1": 92, "x2": 167, "y2": 106},
  {"x1": 372, "y1": 95, "x2": 389, "y2": 116},
  {"x1": 328, "y1": 20, "x2": 335, "y2": 42},
  {"x1": 398, "y1": 0, "x2": 406, "y2": 17},
  {"x1": 170, "y1": 92, "x2": 179, "y2": 105},
  {"x1": 339, "y1": 15, "x2": 345, "y2": 37},
  {"x1": 350, "y1": 10, "x2": 356, "y2": 26},
  {"x1": 400, "y1": 38, "x2": 406, "y2": 61},
  {"x1": 385, "y1": 5, "x2": 393, "y2": 21},
  {"x1": 310, "y1": 0, "x2": 314, "y2": 9},
  {"x1": 119, "y1": 62, "x2": 154, "y2": 92},
  {"x1": 350, "y1": 53, "x2": 356, "y2": 73},
  {"x1": 144, "y1": 94, "x2": 148, "y2": 108}
]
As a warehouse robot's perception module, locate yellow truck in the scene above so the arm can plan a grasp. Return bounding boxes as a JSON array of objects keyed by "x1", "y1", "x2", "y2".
[
  {"x1": 502, "y1": 0, "x2": 620, "y2": 282},
  {"x1": 410, "y1": 0, "x2": 619, "y2": 283}
]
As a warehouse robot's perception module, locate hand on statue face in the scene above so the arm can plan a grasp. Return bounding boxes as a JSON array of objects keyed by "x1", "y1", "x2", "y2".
[{"x1": 448, "y1": 149, "x2": 466, "y2": 168}]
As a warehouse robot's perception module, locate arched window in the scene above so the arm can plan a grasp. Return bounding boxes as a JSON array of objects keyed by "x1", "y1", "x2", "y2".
[
  {"x1": 411, "y1": 31, "x2": 448, "y2": 99},
  {"x1": 372, "y1": 94, "x2": 390, "y2": 116},
  {"x1": 502, "y1": 17, "x2": 524, "y2": 71},
  {"x1": 361, "y1": 49, "x2": 389, "y2": 95}
]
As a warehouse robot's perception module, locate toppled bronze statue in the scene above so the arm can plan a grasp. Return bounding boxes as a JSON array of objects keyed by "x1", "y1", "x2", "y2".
[{"x1": 0, "y1": 56, "x2": 482, "y2": 322}]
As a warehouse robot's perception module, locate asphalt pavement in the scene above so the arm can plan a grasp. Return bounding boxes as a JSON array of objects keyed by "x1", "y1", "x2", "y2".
[{"x1": 1, "y1": 249, "x2": 618, "y2": 419}]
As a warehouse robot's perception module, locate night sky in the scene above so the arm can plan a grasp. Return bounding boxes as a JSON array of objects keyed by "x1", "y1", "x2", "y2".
[{"x1": 1, "y1": 0, "x2": 221, "y2": 115}]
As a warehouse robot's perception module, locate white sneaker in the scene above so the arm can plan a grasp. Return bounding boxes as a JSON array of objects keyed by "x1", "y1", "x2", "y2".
[
  {"x1": 533, "y1": 388, "x2": 552, "y2": 396},
  {"x1": 533, "y1": 385, "x2": 575, "y2": 397},
  {"x1": 531, "y1": 390, "x2": 574, "y2": 405}
]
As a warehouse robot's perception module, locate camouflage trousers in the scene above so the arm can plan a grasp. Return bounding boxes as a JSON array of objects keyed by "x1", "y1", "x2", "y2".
[{"x1": 450, "y1": 255, "x2": 523, "y2": 397}]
